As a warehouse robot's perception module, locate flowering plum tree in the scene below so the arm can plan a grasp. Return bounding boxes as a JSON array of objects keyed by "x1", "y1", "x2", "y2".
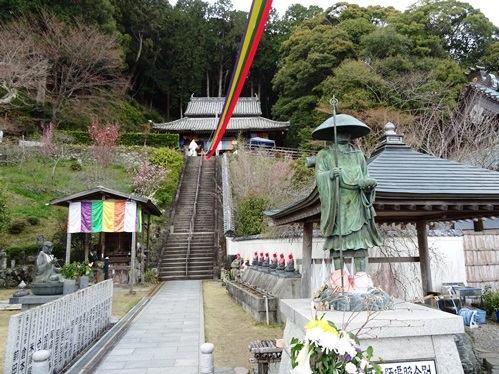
[
  {"x1": 87, "y1": 121, "x2": 121, "y2": 166},
  {"x1": 131, "y1": 160, "x2": 169, "y2": 199}
]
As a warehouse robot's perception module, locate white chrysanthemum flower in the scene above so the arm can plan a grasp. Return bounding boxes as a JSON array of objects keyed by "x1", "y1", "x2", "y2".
[
  {"x1": 305, "y1": 327, "x2": 325, "y2": 345},
  {"x1": 337, "y1": 335, "x2": 357, "y2": 358},
  {"x1": 319, "y1": 331, "x2": 340, "y2": 354},
  {"x1": 345, "y1": 362, "x2": 358, "y2": 374}
]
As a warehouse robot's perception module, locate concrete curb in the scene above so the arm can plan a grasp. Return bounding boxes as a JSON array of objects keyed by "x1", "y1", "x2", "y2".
[{"x1": 63, "y1": 282, "x2": 164, "y2": 373}]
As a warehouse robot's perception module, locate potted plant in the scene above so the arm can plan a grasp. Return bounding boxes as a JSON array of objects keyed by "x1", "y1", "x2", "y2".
[
  {"x1": 61, "y1": 262, "x2": 78, "y2": 294},
  {"x1": 481, "y1": 285, "x2": 499, "y2": 320},
  {"x1": 61, "y1": 261, "x2": 93, "y2": 289}
]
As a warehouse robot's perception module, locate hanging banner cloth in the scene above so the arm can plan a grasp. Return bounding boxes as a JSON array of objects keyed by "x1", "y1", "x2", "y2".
[
  {"x1": 67, "y1": 200, "x2": 142, "y2": 233},
  {"x1": 204, "y1": 0, "x2": 273, "y2": 159}
]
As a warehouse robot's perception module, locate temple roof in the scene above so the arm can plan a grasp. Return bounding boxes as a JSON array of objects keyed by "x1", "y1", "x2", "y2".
[
  {"x1": 153, "y1": 96, "x2": 289, "y2": 133},
  {"x1": 153, "y1": 117, "x2": 288, "y2": 133},
  {"x1": 265, "y1": 123, "x2": 499, "y2": 226},
  {"x1": 184, "y1": 96, "x2": 262, "y2": 117}
]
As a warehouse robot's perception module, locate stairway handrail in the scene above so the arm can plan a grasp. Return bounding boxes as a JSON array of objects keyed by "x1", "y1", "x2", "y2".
[{"x1": 186, "y1": 156, "x2": 203, "y2": 276}]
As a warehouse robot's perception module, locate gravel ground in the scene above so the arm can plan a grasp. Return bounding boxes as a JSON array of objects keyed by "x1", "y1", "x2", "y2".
[{"x1": 469, "y1": 319, "x2": 499, "y2": 353}]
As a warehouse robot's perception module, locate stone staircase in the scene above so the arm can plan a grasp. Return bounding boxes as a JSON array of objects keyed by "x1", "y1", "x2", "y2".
[{"x1": 158, "y1": 156, "x2": 218, "y2": 280}]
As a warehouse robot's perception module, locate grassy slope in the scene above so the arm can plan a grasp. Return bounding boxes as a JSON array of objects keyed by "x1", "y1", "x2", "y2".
[{"x1": 0, "y1": 154, "x2": 133, "y2": 249}]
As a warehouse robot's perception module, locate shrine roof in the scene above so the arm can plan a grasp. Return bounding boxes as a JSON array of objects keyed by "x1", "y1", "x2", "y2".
[
  {"x1": 265, "y1": 123, "x2": 499, "y2": 226},
  {"x1": 50, "y1": 186, "x2": 162, "y2": 216}
]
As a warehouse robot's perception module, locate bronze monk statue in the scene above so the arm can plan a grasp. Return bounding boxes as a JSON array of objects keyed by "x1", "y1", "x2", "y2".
[{"x1": 313, "y1": 114, "x2": 382, "y2": 272}]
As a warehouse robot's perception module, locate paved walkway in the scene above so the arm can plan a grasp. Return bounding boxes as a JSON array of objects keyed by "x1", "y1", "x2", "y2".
[{"x1": 94, "y1": 280, "x2": 203, "y2": 374}]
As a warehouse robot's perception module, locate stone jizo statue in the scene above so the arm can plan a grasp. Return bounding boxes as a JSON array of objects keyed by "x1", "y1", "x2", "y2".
[
  {"x1": 269, "y1": 253, "x2": 277, "y2": 271},
  {"x1": 230, "y1": 254, "x2": 243, "y2": 279},
  {"x1": 313, "y1": 114, "x2": 382, "y2": 272},
  {"x1": 276, "y1": 253, "x2": 285, "y2": 272},
  {"x1": 251, "y1": 252, "x2": 258, "y2": 267},
  {"x1": 285, "y1": 254, "x2": 295, "y2": 272}
]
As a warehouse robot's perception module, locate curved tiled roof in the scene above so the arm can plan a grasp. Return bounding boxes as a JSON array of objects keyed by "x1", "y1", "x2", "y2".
[
  {"x1": 265, "y1": 123, "x2": 499, "y2": 226},
  {"x1": 153, "y1": 116, "x2": 288, "y2": 133},
  {"x1": 369, "y1": 137, "x2": 499, "y2": 198},
  {"x1": 50, "y1": 186, "x2": 162, "y2": 216},
  {"x1": 184, "y1": 96, "x2": 262, "y2": 116},
  {"x1": 464, "y1": 83, "x2": 499, "y2": 104},
  {"x1": 153, "y1": 96, "x2": 289, "y2": 133}
]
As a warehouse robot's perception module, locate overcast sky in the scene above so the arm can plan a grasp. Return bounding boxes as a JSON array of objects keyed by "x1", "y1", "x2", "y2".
[{"x1": 189, "y1": 0, "x2": 499, "y2": 27}]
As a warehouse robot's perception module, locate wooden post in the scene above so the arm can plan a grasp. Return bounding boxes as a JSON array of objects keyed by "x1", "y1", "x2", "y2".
[
  {"x1": 302, "y1": 222, "x2": 313, "y2": 298},
  {"x1": 417, "y1": 221, "x2": 432, "y2": 295},
  {"x1": 145, "y1": 214, "x2": 151, "y2": 271},
  {"x1": 129, "y1": 231, "x2": 136, "y2": 294},
  {"x1": 84, "y1": 233, "x2": 89, "y2": 261},
  {"x1": 65, "y1": 233, "x2": 71, "y2": 264}
]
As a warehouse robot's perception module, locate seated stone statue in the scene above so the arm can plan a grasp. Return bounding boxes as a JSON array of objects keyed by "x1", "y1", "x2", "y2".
[
  {"x1": 269, "y1": 253, "x2": 278, "y2": 271},
  {"x1": 251, "y1": 252, "x2": 259, "y2": 267},
  {"x1": 279, "y1": 254, "x2": 301, "y2": 278},
  {"x1": 32, "y1": 241, "x2": 64, "y2": 295},
  {"x1": 276, "y1": 253, "x2": 285, "y2": 272},
  {"x1": 285, "y1": 254, "x2": 295, "y2": 272},
  {"x1": 258, "y1": 252, "x2": 264, "y2": 267},
  {"x1": 230, "y1": 254, "x2": 243, "y2": 280}
]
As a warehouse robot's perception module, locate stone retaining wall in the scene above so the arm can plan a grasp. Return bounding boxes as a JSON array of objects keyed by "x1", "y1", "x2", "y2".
[{"x1": 0, "y1": 266, "x2": 34, "y2": 288}]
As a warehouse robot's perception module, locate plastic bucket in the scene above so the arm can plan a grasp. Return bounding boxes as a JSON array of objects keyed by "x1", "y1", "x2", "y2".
[{"x1": 475, "y1": 309, "x2": 486, "y2": 323}]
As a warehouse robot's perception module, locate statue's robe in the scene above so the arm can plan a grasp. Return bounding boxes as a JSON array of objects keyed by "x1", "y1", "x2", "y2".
[{"x1": 315, "y1": 144, "x2": 382, "y2": 253}]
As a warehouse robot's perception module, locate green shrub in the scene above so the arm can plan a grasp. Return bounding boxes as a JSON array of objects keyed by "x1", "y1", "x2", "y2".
[
  {"x1": 235, "y1": 195, "x2": 269, "y2": 236},
  {"x1": 6, "y1": 244, "x2": 39, "y2": 263},
  {"x1": 57, "y1": 130, "x2": 179, "y2": 148},
  {"x1": 149, "y1": 148, "x2": 184, "y2": 205},
  {"x1": 70, "y1": 161, "x2": 83, "y2": 172},
  {"x1": 482, "y1": 285, "x2": 499, "y2": 316},
  {"x1": 144, "y1": 269, "x2": 158, "y2": 284},
  {"x1": 8, "y1": 219, "x2": 27, "y2": 234}
]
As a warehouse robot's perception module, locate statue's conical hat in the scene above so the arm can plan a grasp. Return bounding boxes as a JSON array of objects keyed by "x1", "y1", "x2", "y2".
[{"x1": 312, "y1": 114, "x2": 371, "y2": 140}]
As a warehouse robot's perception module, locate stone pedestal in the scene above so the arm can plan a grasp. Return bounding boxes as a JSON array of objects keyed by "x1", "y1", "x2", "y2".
[
  {"x1": 9, "y1": 295, "x2": 65, "y2": 311},
  {"x1": 279, "y1": 298, "x2": 465, "y2": 374},
  {"x1": 226, "y1": 269, "x2": 302, "y2": 323},
  {"x1": 63, "y1": 279, "x2": 76, "y2": 295}
]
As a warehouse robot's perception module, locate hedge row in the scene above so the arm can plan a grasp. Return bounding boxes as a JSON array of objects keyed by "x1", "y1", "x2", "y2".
[{"x1": 58, "y1": 131, "x2": 179, "y2": 148}]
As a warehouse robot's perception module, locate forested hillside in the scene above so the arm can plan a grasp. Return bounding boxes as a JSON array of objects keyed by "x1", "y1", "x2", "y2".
[{"x1": 0, "y1": 0, "x2": 497, "y2": 155}]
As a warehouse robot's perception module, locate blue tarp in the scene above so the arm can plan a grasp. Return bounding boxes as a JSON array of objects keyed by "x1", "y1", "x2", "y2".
[{"x1": 247, "y1": 137, "x2": 275, "y2": 147}]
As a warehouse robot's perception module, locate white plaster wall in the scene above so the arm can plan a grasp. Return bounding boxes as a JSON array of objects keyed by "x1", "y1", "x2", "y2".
[{"x1": 226, "y1": 235, "x2": 467, "y2": 300}]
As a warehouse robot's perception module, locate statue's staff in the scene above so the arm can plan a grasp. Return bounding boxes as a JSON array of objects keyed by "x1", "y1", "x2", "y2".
[{"x1": 330, "y1": 96, "x2": 345, "y2": 295}]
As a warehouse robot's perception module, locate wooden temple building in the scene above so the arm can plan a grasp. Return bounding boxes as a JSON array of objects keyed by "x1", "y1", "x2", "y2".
[
  {"x1": 152, "y1": 95, "x2": 289, "y2": 153},
  {"x1": 265, "y1": 123, "x2": 499, "y2": 298}
]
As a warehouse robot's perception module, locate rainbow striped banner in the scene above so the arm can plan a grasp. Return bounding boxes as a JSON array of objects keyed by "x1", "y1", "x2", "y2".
[
  {"x1": 68, "y1": 201, "x2": 142, "y2": 233},
  {"x1": 205, "y1": 0, "x2": 273, "y2": 159}
]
